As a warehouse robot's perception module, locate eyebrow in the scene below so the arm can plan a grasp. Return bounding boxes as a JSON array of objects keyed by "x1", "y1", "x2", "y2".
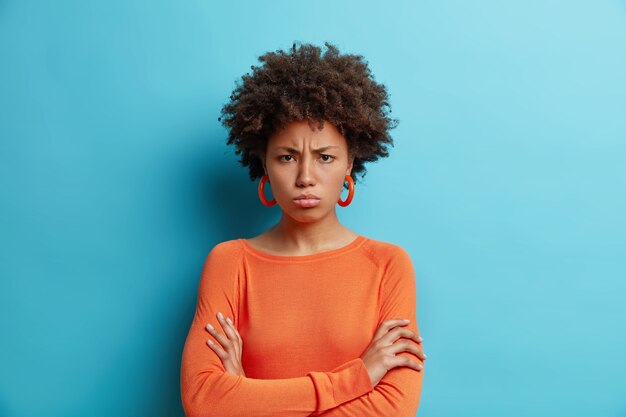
[{"x1": 273, "y1": 145, "x2": 339, "y2": 154}]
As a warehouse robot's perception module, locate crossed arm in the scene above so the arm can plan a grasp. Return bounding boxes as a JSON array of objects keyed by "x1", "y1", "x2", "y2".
[
  {"x1": 311, "y1": 248, "x2": 424, "y2": 416},
  {"x1": 180, "y1": 243, "x2": 424, "y2": 417}
]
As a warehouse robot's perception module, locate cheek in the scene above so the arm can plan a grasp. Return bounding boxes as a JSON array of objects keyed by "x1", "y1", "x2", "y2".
[{"x1": 268, "y1": 176, "x2": 289, "y2": 196}]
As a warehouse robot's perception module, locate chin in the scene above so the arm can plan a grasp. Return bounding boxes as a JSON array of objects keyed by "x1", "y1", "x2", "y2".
[
  {"x1": 286, "y1": 208, "x2": 328, "y2": 223},
  {"x1": 292, "y1": 213, "x2": 321, "y2": 223}
]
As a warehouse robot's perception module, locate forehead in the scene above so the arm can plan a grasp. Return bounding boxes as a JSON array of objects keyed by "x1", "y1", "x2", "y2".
[{"x1": 269, "y1": 120, "x2": 347, "y2": 148}]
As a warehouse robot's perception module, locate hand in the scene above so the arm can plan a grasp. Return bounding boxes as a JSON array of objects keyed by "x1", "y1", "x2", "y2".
[
  {"x1": 205, "y1": 311, "x2": 246, "y2": 377},
  {"x1": 360, "y1": 319, "x2": 426, "y2": 387}
]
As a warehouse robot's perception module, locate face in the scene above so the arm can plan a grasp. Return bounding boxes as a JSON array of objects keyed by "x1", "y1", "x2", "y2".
[{"x1": 262, "y1": 120, "x2": 354, "y2": 222}]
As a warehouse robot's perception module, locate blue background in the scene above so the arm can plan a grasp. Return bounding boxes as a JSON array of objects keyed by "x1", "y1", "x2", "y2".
[{"x1": 1, "y1": 1, "x2": 625, "y2": 416}]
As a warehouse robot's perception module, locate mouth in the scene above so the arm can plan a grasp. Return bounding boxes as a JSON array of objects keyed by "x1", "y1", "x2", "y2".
[
  {"x1": 293, "y1": 197, "x2": 321, "y2": 208},
  {"x1": 294, "y1": 194, "x2": 320, "y2": 200}
]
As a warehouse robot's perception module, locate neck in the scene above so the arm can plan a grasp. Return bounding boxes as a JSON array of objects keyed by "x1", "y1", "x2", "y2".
[{"x1": 270, "y1": 209, "x2": 350, "y2": 252}]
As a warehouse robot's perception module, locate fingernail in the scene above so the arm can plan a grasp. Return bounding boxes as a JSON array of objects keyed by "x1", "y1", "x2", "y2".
[
  {"x1": 206, "y1": 324, "x2": 214, "y2": 331},
  {"x1": 207, "y1": 339, "x2": 214, "y2": 345},
  {"x1": 218, "y1": 311, "x2": 224, "y2": 320},
  {"x1": 418, "y1": 336, "x2": 423, "y2": 342},
  {"x1": 402, "y1": 319, "x2": 410, "y2": 323},
  {"x1": 227, "y1": 317, "x2": 233, "y2": 324}
]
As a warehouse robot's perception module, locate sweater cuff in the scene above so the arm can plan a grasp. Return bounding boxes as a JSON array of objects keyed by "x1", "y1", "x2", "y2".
[{"x1": 306, "y1": 357, "x2": 374, "y2": 412}]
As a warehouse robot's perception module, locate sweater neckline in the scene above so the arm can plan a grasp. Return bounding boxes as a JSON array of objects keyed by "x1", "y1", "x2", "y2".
[{"x1": 239, "y1": 234, "x2": 368, "y2": 262}]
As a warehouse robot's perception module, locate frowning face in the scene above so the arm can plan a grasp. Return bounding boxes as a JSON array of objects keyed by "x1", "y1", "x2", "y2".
[{"x1": 262, "y1": 120, "x2": 354, "y2": 222}]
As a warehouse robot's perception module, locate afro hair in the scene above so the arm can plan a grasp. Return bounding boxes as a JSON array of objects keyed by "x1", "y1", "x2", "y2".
[{"x1": 218, "y1": 41, "x2": 399, "y2": 188}]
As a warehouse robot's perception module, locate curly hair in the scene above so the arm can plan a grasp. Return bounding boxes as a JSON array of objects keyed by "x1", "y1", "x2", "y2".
[{"x1": 218, "y1": 41, "x2": 399, "y2": 188}]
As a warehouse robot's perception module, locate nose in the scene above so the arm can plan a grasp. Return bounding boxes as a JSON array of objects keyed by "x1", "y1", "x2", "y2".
[{"x1": 296, "y1": 154, "x2": 315, "y2": 187}]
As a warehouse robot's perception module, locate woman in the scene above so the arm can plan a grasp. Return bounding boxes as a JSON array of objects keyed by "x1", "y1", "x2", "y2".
[{"x1": 180, "y1": 42, "x2": 426, "y2": 417}]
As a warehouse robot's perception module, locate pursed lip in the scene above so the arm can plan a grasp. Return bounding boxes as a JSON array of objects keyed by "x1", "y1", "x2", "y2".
[{"x1": 294, "y1": 193, "x2": 320, "y2": 200}]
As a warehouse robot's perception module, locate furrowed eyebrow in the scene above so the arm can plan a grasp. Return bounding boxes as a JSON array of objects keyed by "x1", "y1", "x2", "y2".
[{"x1": 274, "y1": 146, "x2": 339, "y2": 154}]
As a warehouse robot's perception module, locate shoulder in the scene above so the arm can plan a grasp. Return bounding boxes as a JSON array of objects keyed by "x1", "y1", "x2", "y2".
[
  {"x1": 362, "y1": 238, "x2": 417, "y2": 298},
  {"x1": 206, "y1": 238, "x2": 244, "y2": 259},
  {"x1": 361, "y1": 236, "x2": 414, "y2": 268},
  {"x1": 201, "y1": 239, "x2": 244, "y2": 275},
  {"x1": 197, "y1": 239, "x2": 244, "y2": 292}
]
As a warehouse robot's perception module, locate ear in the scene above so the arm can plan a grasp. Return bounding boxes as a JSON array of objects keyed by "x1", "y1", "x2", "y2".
[{"x1": 346, "y1": 155, "x2": 354, "y2": 176}]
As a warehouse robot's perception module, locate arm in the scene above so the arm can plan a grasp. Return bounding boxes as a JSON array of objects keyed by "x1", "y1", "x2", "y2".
[
  {"x1": 310, "y1": 246, "x2": 424, "y2": 417},
  {"x1": 180, "y1": 242, "x2": 374, "y2": 417}
]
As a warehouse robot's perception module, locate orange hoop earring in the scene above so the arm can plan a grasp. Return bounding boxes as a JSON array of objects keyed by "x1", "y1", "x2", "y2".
[
  {"x1": 258, "y1": 174, "x2": 276, "y2": 207},
  {"x1": 337, "y1": 175, "x2": 354, "y2": 207}
]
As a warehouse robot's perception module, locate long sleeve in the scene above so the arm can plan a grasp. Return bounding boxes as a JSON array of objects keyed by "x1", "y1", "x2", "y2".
[
  {"x1": 310, "y1": 246, "x2": 424, "y2": 417},
  {"x1": 180, "y1": 242, "x2": 374, "y2": 417}
]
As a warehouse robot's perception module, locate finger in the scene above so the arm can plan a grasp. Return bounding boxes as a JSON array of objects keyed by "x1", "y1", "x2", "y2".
[
  {"x1": 216, "y1": 312, "x2": 238, "y2": 342},
  {"x1": 396, "y1": 340, "x2": 426, "y2": 361},
  {"x1": 206, "y1": 323, "x2": 232, "y2": 348},
  {"x1": 388, "y1": 340, "x2": 427, "y2": 361},
  {"x1": 225, "y1": 317, "x2": 242, "y2": 343},
  {"x1": 400, "y1": 328, "x2": 422, "y2": 345},
  {"x1": 374, "y1": 319, "x2": 411, "y2": 341},
  {"x1": 379, "y1": 327, "x2": 418, "y2": 347},
  {"x1": 206, "y1": 338, "x2": 229, "y2": 360},
  {"x1": 395, "y1": 355, "x2": 423, "y2": 371},
  {"x1": 407, "y1": 329, "x2": 423, "y2": 346},
  {"x1": 225, "y1": 316, "x2": 243, "y2": 357},
  {"x1": 405, "y1": 329, "x2": 423, "y2": 344}
]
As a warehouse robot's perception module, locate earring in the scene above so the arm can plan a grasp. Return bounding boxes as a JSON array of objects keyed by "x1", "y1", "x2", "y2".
[
  {"x1": 258, "y1": 174, "x2": 276, "y2": 207},
  {"x1": 338, "y1": 175, "x2": 354, "y2": 207}
]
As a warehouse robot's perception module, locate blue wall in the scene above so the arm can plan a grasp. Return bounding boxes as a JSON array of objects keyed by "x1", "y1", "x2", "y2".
[{"x1": 1, "y1": 1, "x2": 625, "y2": 416}]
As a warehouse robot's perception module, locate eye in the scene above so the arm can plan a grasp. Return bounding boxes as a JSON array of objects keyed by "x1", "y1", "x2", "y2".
[
  {"x1": 320, "y1": 154, "x2": 336, "y2": 163},
  {"x1": 279, "y1": 155, "x2": 295, "y2": 162}
]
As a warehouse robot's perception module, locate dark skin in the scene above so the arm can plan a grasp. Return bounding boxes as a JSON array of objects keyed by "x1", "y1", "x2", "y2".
[{"x1": 205, "y1": 120, "x2": 427, "y2": 384}]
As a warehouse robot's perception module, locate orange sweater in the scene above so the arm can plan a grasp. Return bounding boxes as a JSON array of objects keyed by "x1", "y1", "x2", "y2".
[{"x1": 180, "y1": 235, "x2": 424, "y2": 417}]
